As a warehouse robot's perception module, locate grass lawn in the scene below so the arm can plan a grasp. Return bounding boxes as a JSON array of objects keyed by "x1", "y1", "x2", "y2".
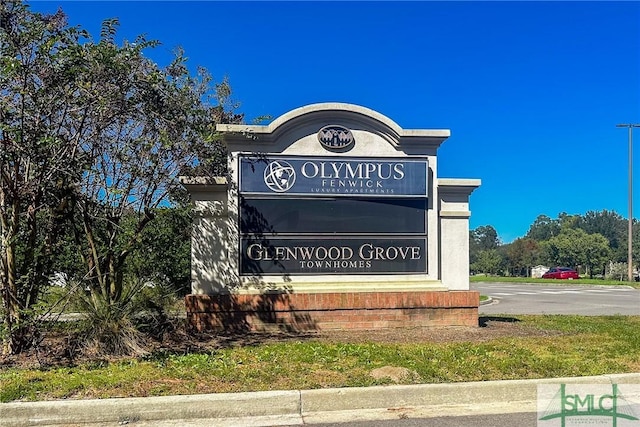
[
  {"x1": 471, "y1": 275, "x2": 640, "y2": 288},
  {"x1": 2, "y1": 315, "x2": 639, "y2": 402}
]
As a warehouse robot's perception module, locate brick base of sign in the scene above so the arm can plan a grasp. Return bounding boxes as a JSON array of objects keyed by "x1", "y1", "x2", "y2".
[{"x1": 185, "y1": 291, "x2": 480, "y2": 332}]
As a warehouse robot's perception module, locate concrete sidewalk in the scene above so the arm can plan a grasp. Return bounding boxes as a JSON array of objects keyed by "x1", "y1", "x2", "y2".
[{"x1": 3, "y1": 373, "x2": 639, "y2": 426}]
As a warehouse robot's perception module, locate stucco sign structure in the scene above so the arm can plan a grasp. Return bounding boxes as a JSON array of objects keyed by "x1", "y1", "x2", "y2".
[{"x1": 181, "y1": 103, "x2": 481, "y2": 331}]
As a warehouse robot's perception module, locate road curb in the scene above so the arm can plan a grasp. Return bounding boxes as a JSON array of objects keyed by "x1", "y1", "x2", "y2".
[
  {"x1": 479, "y1": 296, "x2": 493, "y2": 305},
  {"x1": 1, "y1": 390, "x2": 302, "y2": 427},
  {"x1": 2, "y1": 373, "x2": 640, "y2": 426}
]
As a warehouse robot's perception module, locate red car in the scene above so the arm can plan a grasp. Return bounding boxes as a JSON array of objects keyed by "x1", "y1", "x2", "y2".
[{"x1": 542, "y1": 267, "x2": 579, "y2": 280}]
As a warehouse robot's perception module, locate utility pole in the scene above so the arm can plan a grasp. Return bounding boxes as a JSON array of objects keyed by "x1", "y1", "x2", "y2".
[{"x1": 617, "y1": 123, "x2": 640, "y2": 282}]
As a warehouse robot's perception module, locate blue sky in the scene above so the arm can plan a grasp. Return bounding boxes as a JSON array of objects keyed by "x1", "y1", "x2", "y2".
[{"x1": 31, "y1": 1, "x2": 640, "y2": 243}]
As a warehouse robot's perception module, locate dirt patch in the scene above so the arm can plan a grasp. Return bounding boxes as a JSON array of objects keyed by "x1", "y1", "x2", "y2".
[
  {"x1": 370, "y1": 366, "x2": 419, "y2": 382},
  {"x1": 317, "y1": 316, "x2": 564, "y2": 344},
  {"x1": 0, "y1": 316, "x2": 562, "y2": 369}
]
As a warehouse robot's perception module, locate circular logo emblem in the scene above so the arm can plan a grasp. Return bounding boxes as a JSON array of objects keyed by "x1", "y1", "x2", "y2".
[
  {"x1": 317, "y1": 125, "x2": 354, "y2": 151},
  {"x1": 263, "y1": 160, "x2": 296, "y2": 192}
]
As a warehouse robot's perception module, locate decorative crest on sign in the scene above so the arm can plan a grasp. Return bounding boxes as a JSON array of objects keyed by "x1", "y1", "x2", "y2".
[{"x1": 317, "y1": 125, "x2": 355, "y2": 151}]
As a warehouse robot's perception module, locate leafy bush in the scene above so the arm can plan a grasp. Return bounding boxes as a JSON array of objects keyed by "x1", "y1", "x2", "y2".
[{"x1": 605, "y1": 261, "x2": 628, "y2": 281}]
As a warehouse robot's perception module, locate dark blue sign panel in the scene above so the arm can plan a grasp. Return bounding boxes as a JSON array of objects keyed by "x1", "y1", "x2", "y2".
[
  {"x1": 240, "y1": 237, "x2": 427, "y2": 275},
  {"x1": 239, "y1": 156, "x2": 428, "y2": 198},
  {"x1": 240, "y1": 198, "x2": 426, "y2": 235}
]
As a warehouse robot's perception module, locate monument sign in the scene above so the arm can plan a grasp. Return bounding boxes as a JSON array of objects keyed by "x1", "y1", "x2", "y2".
[{"x1": 181, "y1": 103, "x2": 481, "y2": 331}]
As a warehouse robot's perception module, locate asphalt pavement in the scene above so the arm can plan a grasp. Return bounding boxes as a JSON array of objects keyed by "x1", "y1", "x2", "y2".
[{"x1": 475, "y1": 282, "x2": 640, "y2": 315}]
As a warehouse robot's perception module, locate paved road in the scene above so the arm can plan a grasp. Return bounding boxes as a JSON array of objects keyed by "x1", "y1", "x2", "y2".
[{"x1": 473, "y1": 282, "x2": 640, "y2": 315}]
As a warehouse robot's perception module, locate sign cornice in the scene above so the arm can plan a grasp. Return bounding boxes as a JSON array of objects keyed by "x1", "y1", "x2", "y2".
[{"x1": 216, "y1": 103, "x2": 450, "y2": 150}]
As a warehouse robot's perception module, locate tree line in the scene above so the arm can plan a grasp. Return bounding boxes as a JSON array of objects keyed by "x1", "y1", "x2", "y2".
[
  {"x1": 470, "y1": 210, "x2": 637, "y2": 279},
  {"x1": 0, "y1": 2, "x2": 237, "y2": 355}
]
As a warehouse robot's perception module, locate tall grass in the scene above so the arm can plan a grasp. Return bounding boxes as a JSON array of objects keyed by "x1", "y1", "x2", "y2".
[{"x1": 71, "y1": 279, "x2": 177, "y2": 357}]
